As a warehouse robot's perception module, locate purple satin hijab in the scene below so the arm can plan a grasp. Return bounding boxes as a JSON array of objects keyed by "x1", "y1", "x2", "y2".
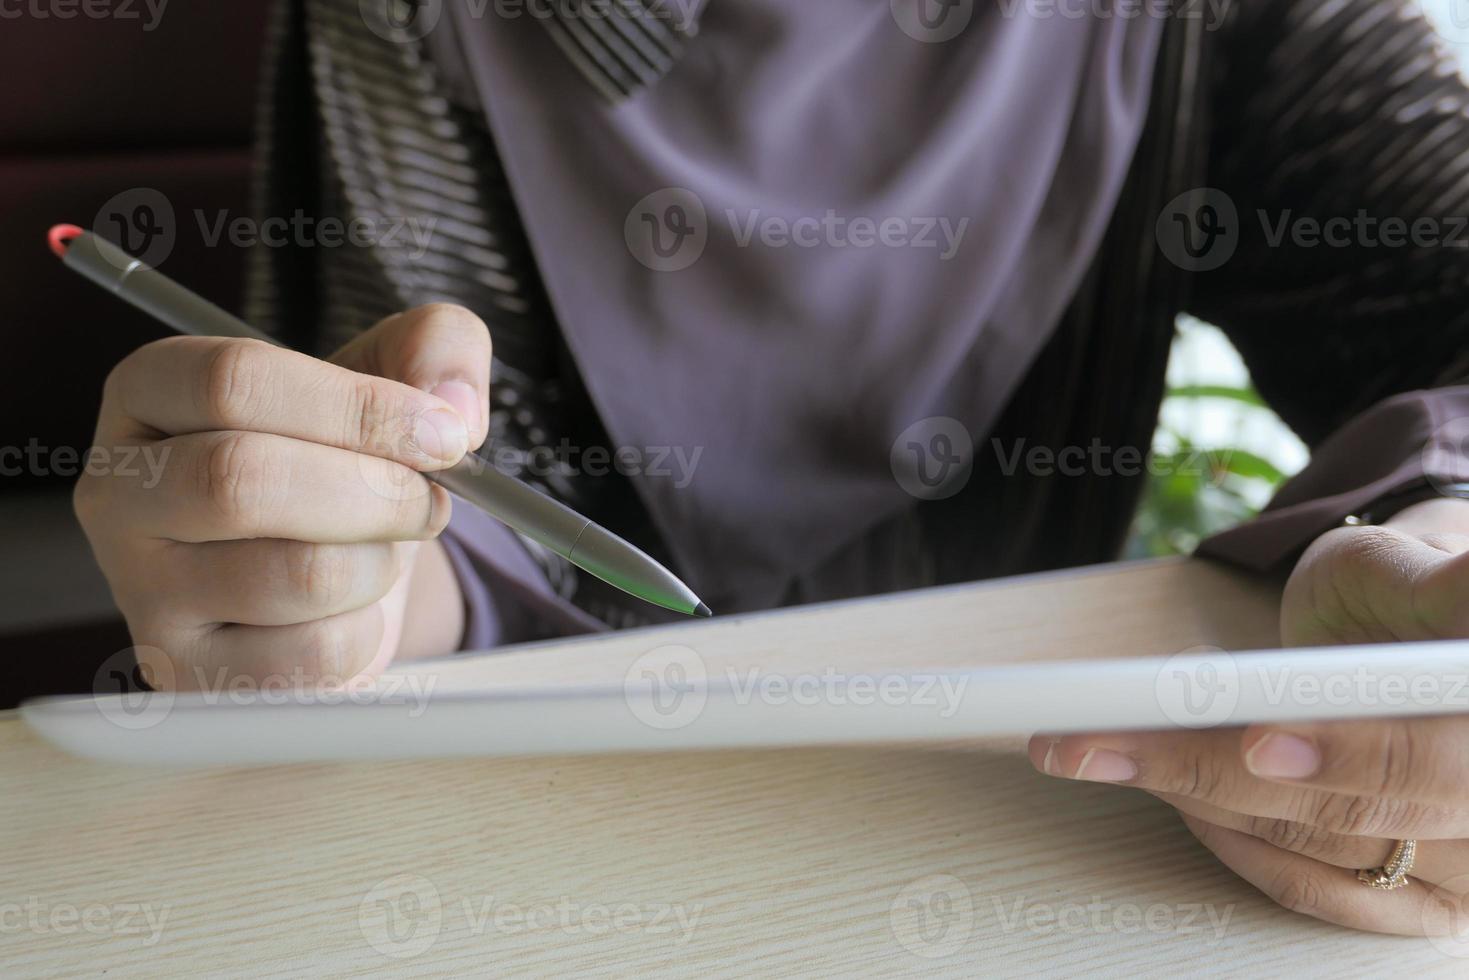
[{"x1": 434, "y1": 2, "x2": 1162, "y2": 609}]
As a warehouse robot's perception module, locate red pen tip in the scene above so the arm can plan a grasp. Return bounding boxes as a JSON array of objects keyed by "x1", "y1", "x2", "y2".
[{"x1": 47, "y1": 224, "x2": 84, "y2": 258}]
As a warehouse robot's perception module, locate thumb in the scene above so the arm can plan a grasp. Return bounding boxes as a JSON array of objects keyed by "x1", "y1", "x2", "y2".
[
  {"x1": 331, "y1": 303, "x2": 493, "y2": 451},
  {"x1": 1287, "y1": 524, "x2": 1469, "y2": 645},
  {"x1": 1403, "y1": 534, "x2": 1469, "y2": 638}
]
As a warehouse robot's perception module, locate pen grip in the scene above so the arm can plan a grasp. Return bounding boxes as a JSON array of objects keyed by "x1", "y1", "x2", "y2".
[
  {"x1": 66, "y1": 232, "x2": 588, "y2": 555},
  {"x1": 59, "y1": 230, "x2": 704, "y2": 613}
]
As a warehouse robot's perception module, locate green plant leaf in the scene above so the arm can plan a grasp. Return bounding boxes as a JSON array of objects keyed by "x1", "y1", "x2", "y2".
[{"x1": 1164, "y1": 385, "x2": 1266, "y2": 407}]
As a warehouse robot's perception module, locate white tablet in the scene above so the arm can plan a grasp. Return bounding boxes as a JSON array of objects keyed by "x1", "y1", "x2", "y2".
[{"x1": 22, "y1": 640, "x2": 1469, "y2": 768}]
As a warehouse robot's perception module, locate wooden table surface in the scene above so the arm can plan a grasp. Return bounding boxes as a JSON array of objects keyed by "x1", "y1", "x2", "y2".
[{"x1": 3, "y1": 558, "x2": 1464, "y2": 977}]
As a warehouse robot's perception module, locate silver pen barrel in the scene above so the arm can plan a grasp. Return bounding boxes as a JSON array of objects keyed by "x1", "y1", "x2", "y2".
[{"x1": 433, "y1": 459, "x2": 708, "y2": 616}]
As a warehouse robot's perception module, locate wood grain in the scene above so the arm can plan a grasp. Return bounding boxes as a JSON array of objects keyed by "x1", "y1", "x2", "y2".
[{"x1": 2, "y1": 559, "x2": 1457, "y2": 976}]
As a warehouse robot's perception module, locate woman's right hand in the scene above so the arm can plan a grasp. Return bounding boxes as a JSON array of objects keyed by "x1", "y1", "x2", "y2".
[{"x1": 74, "y1": 304, "x2": 493, "y2": 691}]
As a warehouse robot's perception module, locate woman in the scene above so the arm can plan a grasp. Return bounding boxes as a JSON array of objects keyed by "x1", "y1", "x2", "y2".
[{"x1": 75, "y1": 0, "x2": 1469, "y2": 934}]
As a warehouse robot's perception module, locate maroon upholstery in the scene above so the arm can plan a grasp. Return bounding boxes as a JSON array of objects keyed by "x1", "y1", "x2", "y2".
[{"x1": 0, "y1": 4, "x2": 272, "y2": 706}]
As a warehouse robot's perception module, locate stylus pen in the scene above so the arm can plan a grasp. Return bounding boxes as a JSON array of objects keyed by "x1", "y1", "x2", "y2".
[{"x1": 49, "y1": 224, "x2": 711, "y2": 619}]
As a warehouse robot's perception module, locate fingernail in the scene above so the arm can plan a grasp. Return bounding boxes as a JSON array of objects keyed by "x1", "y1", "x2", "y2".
[
  {"x1": 1245, "y1": 732, "x2": 1320, "y2": 780},
  {"x1": 1041, "y1": 740, "x2": 1060, "y2": 776},
  {"x1": 414, "y1": 408, "x2": 469, "y2": 463},
  {"x1": 1073, "y1": 748, "x2": 1138, "y2": 783},
  {"x1": 430, "y1": 381, "x2": 482, "y2": 437}
]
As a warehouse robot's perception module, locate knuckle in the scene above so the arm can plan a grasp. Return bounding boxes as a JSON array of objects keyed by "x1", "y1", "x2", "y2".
[
  {"x1": 1310, "y1": 792, "x2": 1408, "y2": 838},
  {"x1": 199, "y1": 432, "x2": 275, "y2": 532},
  {"x1": 413, "y1": 302, "x2": 492, "y2": 356},
  {"x1": 346, "y1": 378, "x2": 398, "y2": 455},
  {"x1": 1289, "y1": 527, "x2": 1408, "y2": 641},
  {"x1": 1371, "y1": 724, "x2": 1422, "y2": 799},
  {"x1": 416, "y1": 301, "x2": 479, "y2": 330},
  {"x1": 199, "y1": 339, "x2": 278, "y2": 430},
  {"x1": 71, "y1": 471, "x2": 105, "y2": 528},
  {"x1": 281, "y1": 542, "x2": 353, "y2": 610},
  {"x1": 296, "y1": 612, "x2": 380, "y2": 682},
  {"x1": 1153, "y1": 746, "x2": 1229, "y2": 801},
  {"x1": 133, "y1": 641, "x2": 183, "y2": 692},
  {"x1": 296, "y1": 618, "x2": 351, "y2": 681},
  {"x1": 101, "y1": 351, "x2": 136, "y2": 408},
  {"x1": 105, "y1": 337, "x2": 174, "y2": 402},
  {"x1": 1333, "y1": 525, "x2": 1409, "y2": 567},
  {"x1": 418, "y1": 485, "x2": 450, "y2": 537},
  {"x1": 382, "y1": 473, "x2": 443, "y2": 537},
  {"x1": 1247, "y1": 816, "x2": 1315, "y2": 854},
  {"x1": 1268, "y1": 866, "x2": 1330, "y2": 919},
  {"x1": 1247, "y1": 817, "x2": 1350, "y2": 864}
]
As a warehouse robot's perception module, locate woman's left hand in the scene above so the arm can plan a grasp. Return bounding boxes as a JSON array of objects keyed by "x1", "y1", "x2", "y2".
[{"x1": 1029, "y1": 497, "x2": 1469, "y2": 935}]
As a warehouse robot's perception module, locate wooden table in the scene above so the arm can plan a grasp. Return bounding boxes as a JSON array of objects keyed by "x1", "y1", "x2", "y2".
[{"x1": 2, "y1": 558, "x2": 1461, "y2": 976}]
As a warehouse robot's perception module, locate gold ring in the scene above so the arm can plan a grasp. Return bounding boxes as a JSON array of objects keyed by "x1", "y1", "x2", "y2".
[{"x1": 1357, "y1": 839, "x2": 1417, "y2": 891}]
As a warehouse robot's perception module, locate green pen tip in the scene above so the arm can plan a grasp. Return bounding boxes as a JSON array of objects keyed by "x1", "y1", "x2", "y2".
[{"x1": 694, "y1": 602, "x2": 712, "y2": 618}]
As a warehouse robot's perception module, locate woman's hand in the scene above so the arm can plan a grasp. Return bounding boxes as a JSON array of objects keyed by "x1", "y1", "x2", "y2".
[
  {"x1": 75, "y1": 304, "x2": 492, "y2": 692},
  {"x1": 1029, "y1": 497, "x2": 1469, "y2": 935}
]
